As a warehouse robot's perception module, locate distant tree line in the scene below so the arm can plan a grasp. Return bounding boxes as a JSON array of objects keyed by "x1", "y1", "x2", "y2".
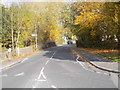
[{"x1": 0, "y1": 2, "x2": 119, "y2": 50}]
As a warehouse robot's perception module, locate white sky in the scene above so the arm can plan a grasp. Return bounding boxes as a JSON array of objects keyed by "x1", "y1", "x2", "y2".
[{"x1": 0, "y1": 0, "x2": 120, "y2": 7}]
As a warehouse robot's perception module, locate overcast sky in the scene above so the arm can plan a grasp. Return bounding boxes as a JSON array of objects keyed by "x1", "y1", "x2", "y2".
[{"x1": 0, "y1": 0, "x2": 119, "y2": 7}]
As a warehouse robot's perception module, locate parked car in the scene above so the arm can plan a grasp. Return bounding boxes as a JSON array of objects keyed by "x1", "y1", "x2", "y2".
[{"x1": 67, "y1": 40, "x2": 73, "y2": 45}]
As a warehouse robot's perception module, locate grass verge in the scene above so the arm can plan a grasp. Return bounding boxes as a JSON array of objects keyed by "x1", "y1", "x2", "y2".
[{"x1": 77, "y1": 48, "x2": 120, "y2": 63}]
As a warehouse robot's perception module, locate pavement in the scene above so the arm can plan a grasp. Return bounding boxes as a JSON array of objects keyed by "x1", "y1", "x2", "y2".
[
  {"x1": 0, "y1": 58, "x2": 22, "y2": 71},
  {"x1": 0, "y1": 45, "x2": 120, "y2": 89},
  {"x1": 72, "y1": 47, "x2": 119, "y2": 73}
]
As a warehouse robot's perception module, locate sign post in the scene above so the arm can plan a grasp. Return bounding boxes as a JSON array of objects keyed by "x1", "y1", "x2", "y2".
[{"x1": 32, "y1": 34, "x2": 38, "y2": 49}]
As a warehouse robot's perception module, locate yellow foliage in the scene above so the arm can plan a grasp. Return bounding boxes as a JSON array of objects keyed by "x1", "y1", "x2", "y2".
[{"x1": 74, "y1": 2, "x2": 104, "y2": 28}]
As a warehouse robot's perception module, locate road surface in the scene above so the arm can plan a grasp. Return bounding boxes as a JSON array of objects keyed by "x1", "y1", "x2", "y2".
[{"x1": 1, "y1": 45, "x2": 118, "y2": 88}]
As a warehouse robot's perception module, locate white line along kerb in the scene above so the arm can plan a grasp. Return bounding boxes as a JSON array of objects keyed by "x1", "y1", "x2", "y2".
[
  {"x1": 76, "y1": 56, "x2": 93, "y2": 72},
  {"x1": 21, "y1": 57, "x2": 28, "y2": 63}
]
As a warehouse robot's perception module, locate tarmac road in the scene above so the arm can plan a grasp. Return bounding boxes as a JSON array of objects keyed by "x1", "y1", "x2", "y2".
[{"x1": 1, "y1": 45, "x2": 118, "y2": 89}]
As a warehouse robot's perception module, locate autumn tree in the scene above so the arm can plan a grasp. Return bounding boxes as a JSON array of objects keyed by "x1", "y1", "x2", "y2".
[{"x1": 67, "y1": 2, "x2": 119, "y2": 49}]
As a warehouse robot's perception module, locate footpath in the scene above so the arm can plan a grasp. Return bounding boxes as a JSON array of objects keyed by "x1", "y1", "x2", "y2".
[
  {"x1": 72, "y1": 47, "x2": 120, "y2": 74},
  {"x1": 0, "y1": 45, "x2": 62, "y2": 71},
  {"x1": 0, "y1": 58, "x2": 23, "y2": 71}
]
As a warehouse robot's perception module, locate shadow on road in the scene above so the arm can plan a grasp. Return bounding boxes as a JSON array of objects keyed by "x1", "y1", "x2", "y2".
[
  {"x1": 42, "y1": 45, "x2": 113, "y2": 63},
  {"x1": 42, "y1": 45, "x2": 80, "y2": 62}
]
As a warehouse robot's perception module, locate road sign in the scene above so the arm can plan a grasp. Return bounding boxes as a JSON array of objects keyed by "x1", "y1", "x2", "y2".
[{"x1": 32, "y1": 34, "x2": 37, "y2": 36}]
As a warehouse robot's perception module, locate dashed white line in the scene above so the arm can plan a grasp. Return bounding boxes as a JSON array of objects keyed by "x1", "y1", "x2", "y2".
[
  {"x1": 32, "y1": 86, "x2": 36, "y2": 88},
  {"x1": 50, "y1": 51, "x2": 57, "y2": 59},
  {"x1": 45, "y1": 60, "x2": 50, "y2": 65},
  {"x1": 14, "y1": 72, "x2": 24, "y2": 76},
  {"x1": 33, "y1": 50, "x2": 58, "y2": 88},
  {"x1": 51, "y1": 85, "x2": 59, "y2": 90},
  {"x1": 51, "y1": 85, "x2": 57, "y2": 88}
]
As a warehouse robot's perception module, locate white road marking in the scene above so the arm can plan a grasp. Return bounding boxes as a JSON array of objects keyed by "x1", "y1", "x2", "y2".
[
  {"x1": 50, "y1": 51, "x2": 57, "y2": 59},
  {"x1": 37, "y1": 67, "x2": 44, "y2": 79},
  {"x1": 37, "y1": 67, "x2": 46, "y2": 80},
  {"x1": 32, "y1": 86, "x2": 36, "y2": 88},
  {"x1": 76, "y1": 56, "x2": 79, "y2": 60},
  {"x1": 76, "y1": 56, "x2": 94, "y2": 72},
  {"x1": 21, "y1": 58, "x2": 28, "y2": 63},
  {"x1": 76, "y1": 55, "x2": 109, "y2": 75},
  {"x1": 78, "y1": 61, "x2": 93, "y2": 72},
  {"x1": 45, "y1": 60, "x2": 50, "y2": 65},
  {"x1": 51, "y1": 85, "x2": 59, "y2": 90},
  {"x1": 37, "y1": 79, "x2": 46, "y2": 81},
  {"x1": 14, "y1": 72, "x2": 24, "y2": 76},
  {"x1": 51, "y1": 85, "x2": 57, "y2": 88},
  {"x1": 33, "y1": 50, "x2": 58, "y2": 88}
]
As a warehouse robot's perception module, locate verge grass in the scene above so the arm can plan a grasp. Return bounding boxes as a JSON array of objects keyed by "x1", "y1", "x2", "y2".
[{"x1": 78, "y1": 48, "x2": 120, "y2": 63}]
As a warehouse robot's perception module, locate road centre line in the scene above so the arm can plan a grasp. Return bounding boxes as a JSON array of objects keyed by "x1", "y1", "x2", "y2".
[
  {"x1": 37, "y1": 50, "x2": 57, "y2": 82},
  {"x1": 34, "y1": 50, "x2": 58, "y2": 88},
  {"x1": 45, "y1": 60, "x2": 50, "y2": 65},
  {"x1": 32, "y1": 86, "x2": 36, "y2": 88},
  {"x1": 51, "y1": 85, "x2": 60, "y2": 90},
  {"x1": 50, "y1": 51, "x2": 57, "y2": 59},
  {"x1": 51, "y1": 85, "x2": 57, "y2": 88},
  {"x1": 45, "y1": 50, "x2": 57, "y2": 65}
]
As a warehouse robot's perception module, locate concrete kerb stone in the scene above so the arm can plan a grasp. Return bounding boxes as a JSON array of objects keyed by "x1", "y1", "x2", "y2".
[
  {"x1": 71, "y1": 48, "x2": 120, "y2": 74},
  {"x1": 0, "y1": 60, "x2": 21, "y2": 71}
]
